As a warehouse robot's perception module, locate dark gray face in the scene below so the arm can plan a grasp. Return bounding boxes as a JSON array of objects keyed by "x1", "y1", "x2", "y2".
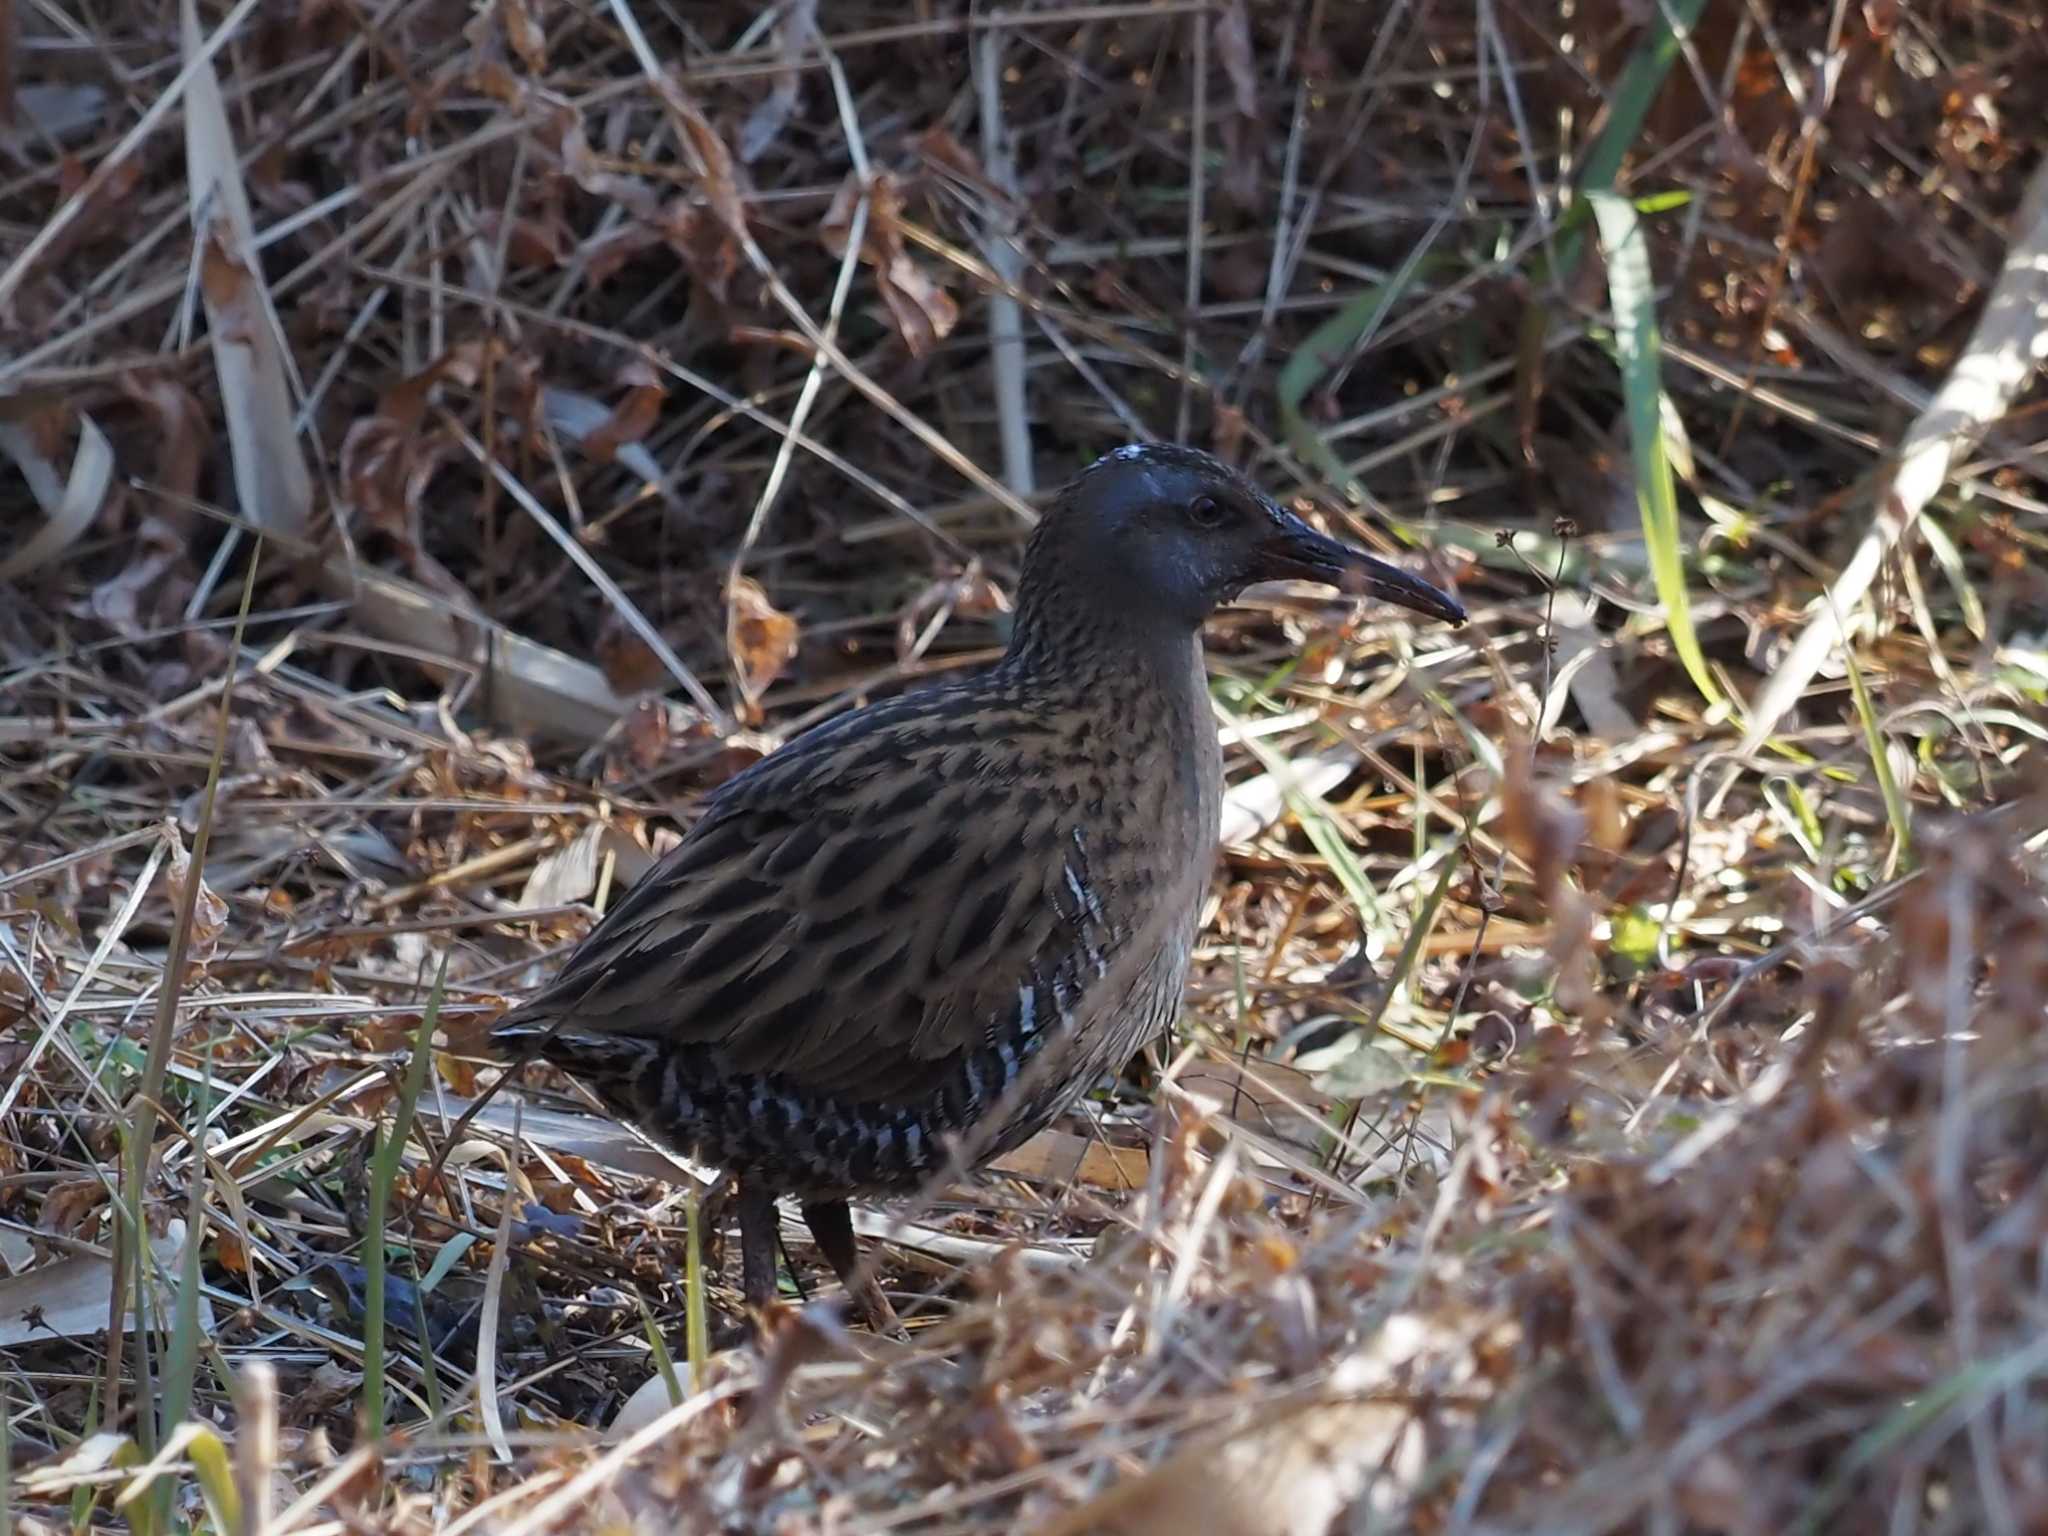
[{"x1": 1059, "y1": 444, "x2": 1466, "y2": 631}]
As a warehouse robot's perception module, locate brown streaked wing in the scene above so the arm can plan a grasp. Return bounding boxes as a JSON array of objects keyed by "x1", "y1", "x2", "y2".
[{"x1": 496, "y1": 688, "x2": 1130, "y2": 1098}]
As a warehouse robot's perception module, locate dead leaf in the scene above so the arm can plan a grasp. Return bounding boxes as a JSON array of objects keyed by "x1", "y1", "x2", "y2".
[
  {"x1": 551, "y1": 108, "x2": 658, "y2": 217},
  {"x1": 895, "y1": 559, "x2": 1010, "y2": 660},
  {"x1": 498, "y1": 0, "x2": 546, "y2": 73},
  {"x1": 37, "y1": 152, "x2": 142, "y2": 275},
  {"x1": 595, "y1": 610, "x2": 671, "y2": 695},
  {"x1": 0, "y1": 1220, "x2": 206, "y2": 1346},
  {"x1": 913, "y1": 126, "x2": 1015, "y2": 210},
  {"x1": 161, "y1": 819, "x2": 229, "y2": 969},
  {"x1": 540, "y1": 382, "x2": 666, "y2": 495},
  {"x1": 821, "y1": 170, "x2": 959, "y2": 358},
  {"x1": 1037, "y1": 1314, "x2": 1466, "y2": 1536},
  {"x1": 621, "y1": 697, "x2": 673, "y2": 771},
  {"x1": 727, "y1": 575, "x2": 801, "y2": 710},
  {"x1": 1501, "y1": 745, "x2": 1601, "y2": 1019},
  {"x1": 480, "y1": 208, "x2": 573, "y2": 270},
  {"x1": 515, "y1": 822, "x2": 655, "y2": 912},
  {"x1": 662, "y1": 80, "x2": 749, "y2": 236},
  {"x1": 1218, "y1": 746, "x2": 1357, "y2": 847},
  {"x1": 322, "y1": 558, "x2": 635, "y2": 742},
  {"x1": 655, "y1": 198, "x2": 741, "y2": 303},
  {"x1": 286, "y1": 1358, "x2": 363, "y2": 1420},
  {"x1": 117, "y1": 374, "x2": 209, "y2": 505},
  {"x1": 0, "y1": 407, "x2": 111, "y2": 581},
  {"x1": 84, "y1": 516, "x2": 185, "y2": 637},
  {"x1": 738, "y1": 0, "x2": 817, "y2": 163},
  {"x1": 578, "y1": 360, "x2": 666, "y2": 464},
  {"x1": 37, "y1": 1179, "x2": 108, "y2": 1244},
  {"x1": 182, "y1": 0, "x2": 312, "y2": 539},
  {"x1": 582, "y1": 223, "x2": 665, "y2": 287},
  {"x1": 992, "y1": 1128, "x2": 1147, "y2": 1190},
  {"x1": 337, "y1": 412, "x2": 468, "y2": 602},
  {"x1": 14, "y1": 83, "x2": 109, "y2": 143}
]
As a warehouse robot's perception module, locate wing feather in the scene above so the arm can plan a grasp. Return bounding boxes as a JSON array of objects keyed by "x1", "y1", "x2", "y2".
[{"x1": 493, "y1": 687, "x2": 1134, "y2": 1104}]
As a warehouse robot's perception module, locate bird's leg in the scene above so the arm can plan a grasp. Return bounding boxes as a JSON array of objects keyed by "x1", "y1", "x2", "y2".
[
  {"x1": 736, "y1": 1179, "x2": 781, "y2": 1312},
  {"x1": 801, "y1": 1199, "x2": 903, "y2": 1337}
]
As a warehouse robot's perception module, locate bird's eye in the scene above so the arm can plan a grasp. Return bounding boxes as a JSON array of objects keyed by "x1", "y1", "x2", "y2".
[{"x1": 1187, "y1": 495, "x2": 1226, "y2": 528}]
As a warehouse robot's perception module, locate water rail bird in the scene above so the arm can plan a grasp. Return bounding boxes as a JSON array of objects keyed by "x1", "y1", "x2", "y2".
[{"x1": 490, "y1": 443, "x2": 1465, "y2": 1331}]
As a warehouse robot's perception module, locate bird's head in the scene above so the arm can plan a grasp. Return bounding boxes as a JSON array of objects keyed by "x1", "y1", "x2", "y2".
[{"x1": 1020, "y1": 443, "x2": 1466, "y2": 637}]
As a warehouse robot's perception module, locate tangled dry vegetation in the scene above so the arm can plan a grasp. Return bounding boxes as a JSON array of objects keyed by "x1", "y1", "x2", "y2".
[{"x1": 3, "y1": 1, "x2": 2047, "y2": 1532}]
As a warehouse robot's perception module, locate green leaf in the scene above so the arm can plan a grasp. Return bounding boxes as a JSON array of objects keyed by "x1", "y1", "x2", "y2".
[
  {"x1": 636, "y1": 1289, "x2": 687, "y2": 1409},
  {"x1": 417, "y1": 1232, "x2": 476, "y2": 1296},
  {"x1": 1632, "y1": 189, "x2": 1692, "y2": 215},
  {"x1": 1840, "y1": 617, "x2": 1913, "y2": 873},
  {"x1": 361, "y1": 954, "x2": 445, "y2": 1444},
  {"x1": 1226, "y1": 717, "x2": 1383, "y2": 927},
  {"x1": 1589, "y1": 190, "x2": 1722, "y2": 710},
  {"x1": 1610, "y1": 905, "x2": 1662, "y2": 967},
  {"x1": 684, "y1": 1187, "x2": 709, "y2": 1394},
  {"x1": 1275, "y1": 255, "x2": 1459, "y2": 505}
]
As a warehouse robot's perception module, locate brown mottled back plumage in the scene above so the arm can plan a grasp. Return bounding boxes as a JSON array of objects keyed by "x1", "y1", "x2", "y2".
[{"x1": 491, "y1": 443, "x2": 1464, "y2": 1331}]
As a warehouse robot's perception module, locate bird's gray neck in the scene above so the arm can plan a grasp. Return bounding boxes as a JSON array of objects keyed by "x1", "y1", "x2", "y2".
[{"x1": 1000, "y1": 600, "x2": 1206, "y2": 704}]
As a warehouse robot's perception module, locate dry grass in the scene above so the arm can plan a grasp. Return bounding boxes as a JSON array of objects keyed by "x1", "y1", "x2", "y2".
[{"x1": 3, "y1": 2, "x2": 2047, "y2": 1532}]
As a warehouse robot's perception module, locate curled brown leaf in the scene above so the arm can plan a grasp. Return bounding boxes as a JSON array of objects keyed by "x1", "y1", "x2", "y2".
[
  {"x1": 497, "y1": 0, "x2": 547, "y2": 73},
  {"x1": 821, "y1": 170, "x2": 959, "y2": 359},
  {"x1": 162, "y1": 818, "x2": 229, "y2": 971},
  {"x1": 727, "y1": 574, "x2": 800, "y2": 712}
]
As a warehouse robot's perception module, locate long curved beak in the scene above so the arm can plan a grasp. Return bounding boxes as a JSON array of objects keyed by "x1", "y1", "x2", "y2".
[{"x1": 1254, "y1": 505, "x2": 1466, "y2": 626}]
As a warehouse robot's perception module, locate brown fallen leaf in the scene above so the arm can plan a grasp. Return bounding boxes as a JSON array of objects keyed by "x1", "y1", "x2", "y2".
[
  {"x1": 656, "y1": 198, "x2": 742, "y2": 303},
  {"x1": 1500, "y1": 743, "x2": 1602, "y2": 1022},
  {"x1": 992, "y1": 1127, "x2": 1148, "y2": 1190},
  {"x1": 577, "y1": 359, "x2": 666, "y2": 465},
  {"x1": 83, "y1": 515, "x2": 185, "y2": 637},
  {"x1": 913, "y1": 125, "x2": 1018, "y2": 211},
  {"x1": 117, "y1": 373, "x2": 208, "y2": 506},
  {"x1": 161, "y1": 819, "x2": 228, "y2": 969},
  {"x1": 896, "y1": 558, "x2": 1010, "y2": 660},
  {"x1": 0, "y1": 404, "x2": 111, "y2": 582},
  {"x1": 1031, "y1": 1313, "x2": 1471, "y2": 1536},
  {"x1": 497, "y1": 0, "x2": 546, "y2": 73},
  {"x1": 658, "y1": 78, "x2": 750, "y2": 237},
  {"x1": 727, "y1": 574, "x2": 801, "y2": 713},
  {"x1": 821, "y1": 169, "x2": 959, "y2": 359},
  {"x1": 595, "y1": 611, "x2": 671, "y2": 696}
]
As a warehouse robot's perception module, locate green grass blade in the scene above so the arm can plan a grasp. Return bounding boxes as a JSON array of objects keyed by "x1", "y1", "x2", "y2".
[
  {"x1": 417, "y1": 1232, "x2": 477, "y2": 1296},
  {"x1": 1553, "y1": 0, "x2": 1711, "y2": 274},
  {"x1": 361, "y1": 953, "x2": 446, "y2": 1443},
  {"x1": 684, "y1": 1188, "x2": 709, "y2": 1394},
  {"x1": 160, "y1": 1063, "x2": 212, "y2": 1438},
  {"x1": 635, "y1": 1290, "x2": 687, "y2": 1409},
  {"x1": 183, "y1": 1425, "x2": 240, "y2": 1536},
  {"x1": 1275, "y1": 255, "x2": 1457, "y2": 504},
  {"x1": 1226, "y1": 714, "x2": 1384, "y2": 927},
  {"x1": 1276, "y1": 281, "x2": 1402, "y2": 502},
  {"x1": 407, "y1": 1255, "x2": 446, "y2": 1424},
  {"x1": 1839, "y1": 615, "x2": 1912, "y2": 873},
  {"x1": 119, "y1": 543, "x2": 261, "y2": 1508},
  {"x1": 1589, "y1": 190, "x2": 1722, "y2": 710}
]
